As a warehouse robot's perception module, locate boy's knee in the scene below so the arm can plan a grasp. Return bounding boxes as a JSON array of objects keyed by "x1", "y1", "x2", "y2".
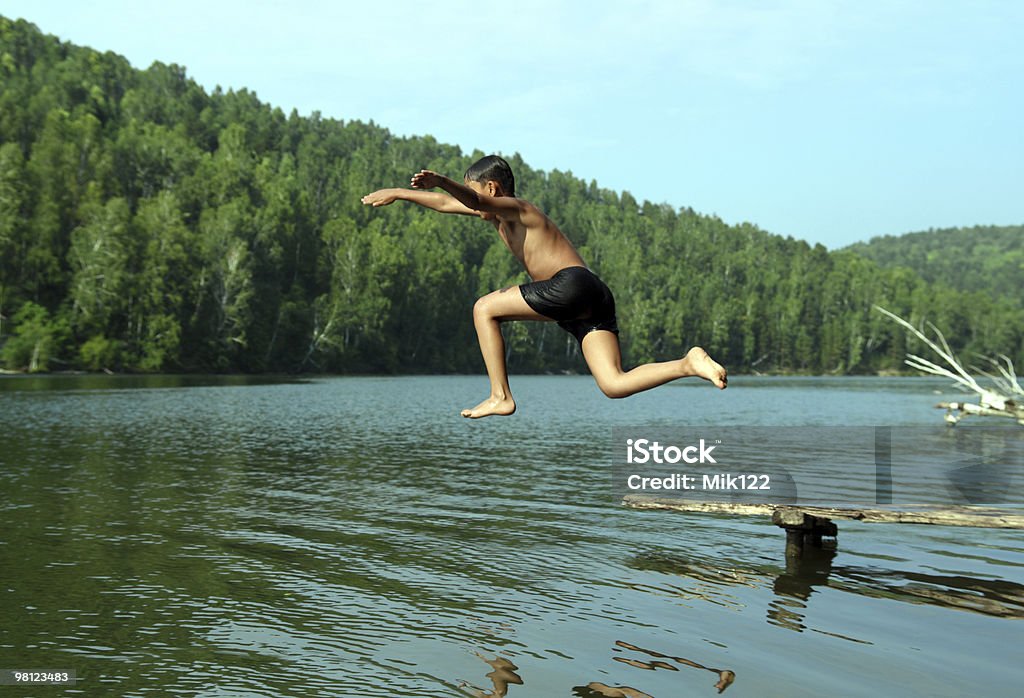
[
  {"x1": 596, "y1": 375, "x2": 628, "y2": 399},
  {"x1": 472, "y1": 296, "x2": 492, "y2": 321}
]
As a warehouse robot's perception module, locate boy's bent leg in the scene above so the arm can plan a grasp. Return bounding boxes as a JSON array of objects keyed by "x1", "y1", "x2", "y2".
[
  {"x1": 464, "y1": 285, "x2": 552, "y2": 419},
  {"x1": 581, "y1": 331, "x2": 727, "y2": 398}
]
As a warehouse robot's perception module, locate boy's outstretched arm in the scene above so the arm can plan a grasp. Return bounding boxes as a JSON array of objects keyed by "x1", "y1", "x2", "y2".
[
  {"x1": 411, "y1": 170, "x2": 528, "y2": 220},
  {"x1": 361, "y1": 187, "x2": 477, "y2": 215}
]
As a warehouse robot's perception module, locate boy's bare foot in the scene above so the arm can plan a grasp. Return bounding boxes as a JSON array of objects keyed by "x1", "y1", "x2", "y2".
[
  {"x1": 461, "y1": 395, "x2": 517, "y2": 418},
  {"x1": 683, "y1": 347, "x2": 728, "y2": 389}
]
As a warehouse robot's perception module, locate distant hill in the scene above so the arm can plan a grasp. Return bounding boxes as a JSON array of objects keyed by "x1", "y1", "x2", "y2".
[
  {"x1": 845, "y1": 226, "x2": 1023, "y2": 306},
  {"x1": 1, "y1": 15, "x2": 1022, "y2": 375}
]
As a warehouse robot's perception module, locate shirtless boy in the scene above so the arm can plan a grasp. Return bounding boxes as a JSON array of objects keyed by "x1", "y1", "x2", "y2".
[{"x1": 361, "y1": 155, "x2": 727, "y2": 418}]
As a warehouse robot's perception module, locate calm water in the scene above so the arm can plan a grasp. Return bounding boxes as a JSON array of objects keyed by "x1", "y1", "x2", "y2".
[{"x1": 1, "y1": 375, "x2": 1022, "y2": 697}]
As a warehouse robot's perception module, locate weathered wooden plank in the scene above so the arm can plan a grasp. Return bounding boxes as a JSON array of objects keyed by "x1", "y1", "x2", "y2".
[{"x1": 622, "y1": 495, "x2": 1024, "y2": 529}]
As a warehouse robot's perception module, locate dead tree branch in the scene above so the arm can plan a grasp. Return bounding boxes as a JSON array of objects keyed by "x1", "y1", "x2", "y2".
[{"x1": 875, "y1": 305, "x2": 1022, "y2": 425}]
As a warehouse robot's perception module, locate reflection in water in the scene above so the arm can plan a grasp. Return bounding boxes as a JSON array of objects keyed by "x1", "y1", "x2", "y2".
[
  {"x1": 574, "y1": 682, "x2": 654, "y2": 698},
  {"x1": 573, "y1": 640, "x2": 735, "y2": 696},
  {"x1": 612, "y1": 640, "x2": 735, "y2": 694},
  {"x1": 768, "y1": 545, "x2": 839, "y2": 631},
  {"x1": 3, "y1": 375, "x2": 1023, "y2": 696},
  {"x1": 828, "y1": 566, "x2": 1024, "y2": 619},
  {"x1": 631, "y1": 546, "x2": 1024, "y2": 636},
  {"x1": 624, "y1": 550, "x2": 757, "y2": 611},
  {"x1": 465, "y1": 640, "x2": 736, "y2": 697},
  {"x1": 465, "y1": 640, "x2": 737, "y2": 697},
  {"x1": 460, "y1": 653, "x2": 524, "y2": 697},
  {"x1": 625, "y1": 549, "x2": 760, "y2": 624},
  {"x1": 770, "y1": 548, "x2": 1024, "y2": 629}
]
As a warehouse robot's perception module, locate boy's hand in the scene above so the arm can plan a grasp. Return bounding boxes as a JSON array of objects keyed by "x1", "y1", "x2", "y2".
[
  {"x1": 411, "y1": 169, "x2": 443, "y2": 190},
  {"x1": 361, "y1": 189, "x2": 398, "y2": 207}
]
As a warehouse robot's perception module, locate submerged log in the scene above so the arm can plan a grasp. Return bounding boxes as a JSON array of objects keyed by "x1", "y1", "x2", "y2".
[{"x1": 936, "y1": 400, "x2": 1023, "y2": 425}]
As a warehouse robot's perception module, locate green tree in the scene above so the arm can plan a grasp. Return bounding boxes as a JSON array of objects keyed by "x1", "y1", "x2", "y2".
[
  {"x1": 196, "y1": 199, "x2": 255, "y2": 367},
  {"x1": 306, "y1": 216, "x2": 404, "y2": 370},
  {"x1": 1, "y1": 301, "x2": 69, "y2": 371},
  {"x1": 68, "y1": 197, "x2": 133, "y2": 345},
  {"x1": 132, "y1": 191, "x2": 194, "y2": 370},
  {"x1": 0, "y1": 141, "x2": 27, "y2": 334}
]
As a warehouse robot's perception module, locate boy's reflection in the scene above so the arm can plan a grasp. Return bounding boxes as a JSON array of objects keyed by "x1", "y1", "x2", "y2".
[{"x1": 460, "y1": 653, "x2": 524, "y2": 697}]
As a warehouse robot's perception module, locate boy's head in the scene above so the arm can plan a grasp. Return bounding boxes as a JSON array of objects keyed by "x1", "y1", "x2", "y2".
[{"x1": 464, "y1": 155, "x2": 515, "y2": 197}]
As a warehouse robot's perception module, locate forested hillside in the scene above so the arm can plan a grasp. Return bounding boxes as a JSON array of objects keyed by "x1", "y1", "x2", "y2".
[
  {"x1": 845, "y1": 226, "x2": 1023, "y2": 306},
  {"x1": 1, "y1": 17, "x2": 1022, "y2": 374}
]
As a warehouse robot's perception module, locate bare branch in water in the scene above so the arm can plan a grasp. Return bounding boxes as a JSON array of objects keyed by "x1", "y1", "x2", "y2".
[{"x1": 875, "y1": 305, "x2": 1022, "y2": 426}]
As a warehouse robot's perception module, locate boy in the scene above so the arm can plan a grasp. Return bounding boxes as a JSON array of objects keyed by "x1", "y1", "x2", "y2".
[{"x1": 361, "y1": 155, "x2": 727, "y2": 418}]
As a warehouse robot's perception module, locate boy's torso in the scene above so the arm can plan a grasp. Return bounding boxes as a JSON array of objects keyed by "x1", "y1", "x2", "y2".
[{"x1": 493, "y1": 203, "x2": 586, "y2": 282}]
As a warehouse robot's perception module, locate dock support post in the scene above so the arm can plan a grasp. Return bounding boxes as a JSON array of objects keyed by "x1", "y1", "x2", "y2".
[
  {"x1": 784, "y1": 528, "x2": 805, "y2": 557},
  {"x1": 773, "y1": 508, "x2": 838, "y2": 558}
]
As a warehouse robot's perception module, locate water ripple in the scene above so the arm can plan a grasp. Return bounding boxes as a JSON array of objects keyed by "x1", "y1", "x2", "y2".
[{"x1": 1, "y1": 375, "x2": 1022, "y2": 696}]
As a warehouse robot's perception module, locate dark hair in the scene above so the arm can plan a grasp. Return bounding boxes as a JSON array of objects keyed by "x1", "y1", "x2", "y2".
[{"x1": 464, "y1": 155, "x2": 515, "y2": 196}]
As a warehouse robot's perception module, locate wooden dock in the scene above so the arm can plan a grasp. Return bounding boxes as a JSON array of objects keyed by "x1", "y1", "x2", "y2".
[{"x1": 622, "y1": 495, "x2": 1024, "y2": 558}]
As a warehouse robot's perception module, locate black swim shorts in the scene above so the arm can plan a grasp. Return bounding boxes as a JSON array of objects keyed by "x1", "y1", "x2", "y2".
[{"x1": 520, "y1": 266, "x2": 619, "y2": 344}]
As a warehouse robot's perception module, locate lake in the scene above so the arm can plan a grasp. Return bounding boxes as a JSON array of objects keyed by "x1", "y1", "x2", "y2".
[{"x1": 1, "y1": 375, "x2": 1022, "y2": 697}]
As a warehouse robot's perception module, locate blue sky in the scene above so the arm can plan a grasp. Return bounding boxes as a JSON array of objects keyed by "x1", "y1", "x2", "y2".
[{"x1": 5, "y1": 1, "x2": 1022, "y2": 248}]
